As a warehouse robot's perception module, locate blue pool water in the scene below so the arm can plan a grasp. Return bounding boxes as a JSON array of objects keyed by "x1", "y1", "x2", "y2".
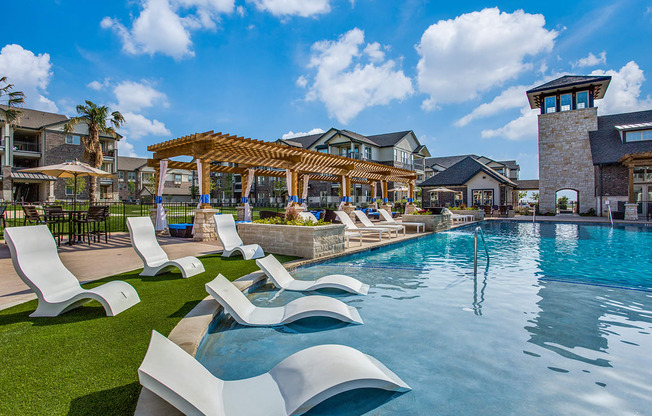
[{"x1": 196, "y1": 221, "x2": 652, "y2": 415}]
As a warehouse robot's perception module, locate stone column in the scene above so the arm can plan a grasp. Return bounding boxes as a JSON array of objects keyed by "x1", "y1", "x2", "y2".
[
  {"x1": 624, "y1": 203, "x2": 639, "y2": 221},
  {"x1": 193, "y1": 209, "x2": 220, "y2": 241}
]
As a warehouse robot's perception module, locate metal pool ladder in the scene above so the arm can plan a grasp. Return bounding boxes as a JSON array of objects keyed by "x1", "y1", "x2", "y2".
[{"x1": 474, "y1": 226, "x2": 489, "y2": 276}]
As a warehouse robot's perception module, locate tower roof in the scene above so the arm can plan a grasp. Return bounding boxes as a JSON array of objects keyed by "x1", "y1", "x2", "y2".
[{"x1": 526, "y1": 75, "x2": 611, "y2": 109}]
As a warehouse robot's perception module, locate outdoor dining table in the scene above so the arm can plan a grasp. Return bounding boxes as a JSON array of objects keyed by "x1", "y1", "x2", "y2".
[{"x1": 62, "y1": 210, "x2": 87, "y2": 245}]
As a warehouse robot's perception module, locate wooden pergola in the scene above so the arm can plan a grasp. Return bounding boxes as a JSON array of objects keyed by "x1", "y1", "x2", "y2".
[
  {"x1": 147, "y1": 131, "x2": 418, "y2": 209},
  {"x1": 620, "y1": 151, "x2": 652, "y2": 203}
]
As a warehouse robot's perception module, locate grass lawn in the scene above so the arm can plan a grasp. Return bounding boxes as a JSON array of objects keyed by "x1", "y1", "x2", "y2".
[{"x1": 0, "y1": 253, "x2": 296, "y2": 415}]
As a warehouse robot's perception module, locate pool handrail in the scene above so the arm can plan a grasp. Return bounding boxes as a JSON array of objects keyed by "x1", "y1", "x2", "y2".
[{"x1": 474, "y1": 226, "x2": 489, "y2": 276}]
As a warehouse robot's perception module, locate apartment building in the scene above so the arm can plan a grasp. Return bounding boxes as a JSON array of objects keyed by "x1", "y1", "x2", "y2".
[
  {"x1": 0, "y1": 105, "x2": 119, "y2": 202},
  {"x1": 116, "y1": 156, "x2": 196, "y2": 203}
]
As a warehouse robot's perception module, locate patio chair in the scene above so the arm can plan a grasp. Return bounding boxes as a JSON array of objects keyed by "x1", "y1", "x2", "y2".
[
  {"x1": 483, "y1": 205, "x2": 493, "y2": 217},
  {"x1": 205, "y1": 274, "x2": 363, "y2": 326},
  {"x1": 256, "y1": 254, "x2": 369, "y2": 294},
  {"x1": 213, "y1": 214, "x2": 265, "y2": 260},
  {"x1": 74, "y1": 205, "x2": 106, "y2": 245},
  {"x1": 498, "y1": 206, "x2": 508, "y2": 217},
  {"x1": 334, "y1": 210, "x2": 392, "y2": 241},
  {"x1": 43, "y1": 205, "x2": 67, "y2": 246},
  {"x1": 0, "y1": 205, "x2": 6, "y2": 228},
  {"x1": 379, "y1": 209, "x2": 424, "y2": 233},
  {"x1": 22, "y1": 205, "x2": 44, "y2": 225},
  {"x1": 4, "y1": 225, "x2": 140, "y2": 317},
  {"x1": 353, "y1": 210, "x2": 404, "y2": 236},
  {"x1": 127, "y1": 217, "x2": 205, "y2": 278},
  {"x1": 323, "y1": 209, "x2": 339, "y2": 223},
  {"x1": 139, "y1": 330, "x2": 410, "y2": 416},
  {"x1": 345, "y1": 230, "x2": 363, "y2": 247}
]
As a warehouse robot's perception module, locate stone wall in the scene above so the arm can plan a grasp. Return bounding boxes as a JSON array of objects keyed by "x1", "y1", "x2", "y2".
[
  {"x1": 237, "y1": 223, "x2": 346, "y2": 259},
  {"x1": 403, "y1": 213, "x2": 452, "y2": 232},
  {"x1": 538, "y1": 107, "x2": 598, "y2": 213},
  {"x1": 449, "y1": 209, "x2": 484, "y2": 220},
  {"x1": 597, "y1": 164, "x2": 628, "y2": 197}
]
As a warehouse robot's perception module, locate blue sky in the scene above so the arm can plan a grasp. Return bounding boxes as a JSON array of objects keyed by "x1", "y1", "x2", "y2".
[{"x1": 2, "y1": 0, "x2": 652, "y2": 180}]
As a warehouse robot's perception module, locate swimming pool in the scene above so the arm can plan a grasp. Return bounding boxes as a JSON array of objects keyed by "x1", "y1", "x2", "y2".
[{"x1": 196, "y1": 221, "x2": 652, "y2": 415}]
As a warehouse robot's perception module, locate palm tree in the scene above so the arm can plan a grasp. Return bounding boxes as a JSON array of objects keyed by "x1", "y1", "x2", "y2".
[
  {"x1": 0, "y1": 76, "x2": 25, "y2": 124},
  {"x1": 64, "y1": 101, "x2": 125, "y2": 204}
]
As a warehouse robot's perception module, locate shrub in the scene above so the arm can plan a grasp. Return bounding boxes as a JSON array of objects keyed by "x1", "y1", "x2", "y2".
[{"x1": 253, "y1": 216, "x2": 331, "y2": 226}]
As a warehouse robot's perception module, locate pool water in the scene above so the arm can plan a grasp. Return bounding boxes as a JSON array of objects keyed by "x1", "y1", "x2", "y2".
[{"x1": 196, "y1": 221, "x2": 652, "y2": 415}]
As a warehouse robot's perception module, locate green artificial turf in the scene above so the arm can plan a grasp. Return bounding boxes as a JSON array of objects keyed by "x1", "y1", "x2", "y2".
[{"x1": 0, "y1": 253, "x2": 296, "y2": 415}]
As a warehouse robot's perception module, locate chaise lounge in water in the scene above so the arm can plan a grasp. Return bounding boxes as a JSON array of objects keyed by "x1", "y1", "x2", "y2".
[
  {"x1": 5, "y1": 225, "x2": 140, "y2": 317},
  {"x1": 335, "y1": 210, "x2": 394, "y2": 241},
  {"x1": 127, "y1": 217, "x2": 205, "y2": 278},
  {"x1": 139, "y1": 330, "x2": 411, "y2": 416},
  {"x1": 214, "y1": 214, "x2": 265, "y2": 260},
  {"x1": 256, "y1": 254, "x2": 369, "y2": 295},
  {"x1": 205, "y1": 274, "x2": 363, "y2": 325}
]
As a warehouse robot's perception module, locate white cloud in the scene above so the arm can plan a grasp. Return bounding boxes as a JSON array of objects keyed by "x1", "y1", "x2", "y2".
[
  {"x1": 591, "y1": 61, "x2": 652, "y2": 114},
  {"x1": 481, "y1": 105, "x2": 538, "y2": 141},
  {"x1": 573, "y1": 51, "x2": 606, "y2": 68},
  {"x1": 295, "y1": 75, "x2": 308, "y2": 88},
  {"x1": 363, "y1": 42, "x2": 384, "y2": 62},
  {"x1": 117, "y1": 138, "x2": 140, "y2": 157},
  {"x1": 456, "y1": 84, "x2": 531, "y2": 126},
  {"x1": 87, "y1": 78, "x2": 111, "y2": 91},
  {"x1": 113, "y1": 80, "x2": 168, "y2": 112},
  {"x1": 101, "y1": 0, "x2": 235, "y2": 59},
  {"x1": 0, "y1": 44, "x2": 57, "y2": 112},
  {"x1": 416, "y1": 8, "x2": 557, "y2": 110},
  {"x1": 247, "y1": 0, "x2": 330, "y2": 17},
  {"x1": 120, "y1": 112, "x2": 171, "y2": 139},
  {"x1": 302, "y1": 28, "x2": 413, "y2": 124},
  {"x1": 282, "y1": 128, "x2": 325, "y2": 140},
  {"x1": 236, "y1": 5, "x2": 246, "y2": 16}
]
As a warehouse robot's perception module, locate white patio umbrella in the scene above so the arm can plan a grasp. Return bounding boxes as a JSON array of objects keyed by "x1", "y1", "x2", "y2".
[
  {"x1": 20, "y1": 159, "x2": 113, "y2": 209},
  {"x1": 428, "y1": 187, "x2": 457, "y2": 193}
]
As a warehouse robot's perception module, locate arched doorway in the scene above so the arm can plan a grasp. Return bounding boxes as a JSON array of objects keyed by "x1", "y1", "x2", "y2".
[{"x1": 555, "y1": 189, "x2": 579, "y2": 214}]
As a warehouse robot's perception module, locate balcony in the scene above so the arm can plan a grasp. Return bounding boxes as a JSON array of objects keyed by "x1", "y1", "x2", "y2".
[
  {"x1": 102, "y1": 149, "x2": 116, "y2": 157},
  {"x1": 14, "y1": 140, "x2": 40, "y2": 153}
]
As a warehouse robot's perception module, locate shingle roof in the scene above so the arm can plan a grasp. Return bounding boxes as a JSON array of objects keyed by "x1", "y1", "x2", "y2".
[
  {"x1": 514, "y1": 179, "x2": 539, "y2": 190},
  {"x1": 365, "y1": 130, "x2": 412, "y2": 147},
  {"x1": 117, "y1": 156, "x2": 148, "y2": 171},
  {"x1": 498, "y1": 160, "x2": 519, "y2": 170},
  {"x1": 418, "y1": 156, "x2": 516, "y2": 187},
  {"x1": 526, "y1": 75, "x2": 612, "y2": 94},
  {"x1": 589, "y1": 110, "x2": 652, "y2": 164},
  {"x1": 0, "y1": 105, "x2": 68, "y2": 129},
  {"x1": 278, "y1": 133, "x2": 325, "y2": 149},
  {"x1": 340, "y1": 130, "x2": 377, "y2": 146},
  {"x1": 425, "y1": 155, "x2": 479, "y2": 169}
]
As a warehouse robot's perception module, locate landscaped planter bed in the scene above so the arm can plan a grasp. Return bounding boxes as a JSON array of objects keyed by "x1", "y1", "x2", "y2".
[{"x1": 237, "y1": 222, "x2": 346, "y2": 259}]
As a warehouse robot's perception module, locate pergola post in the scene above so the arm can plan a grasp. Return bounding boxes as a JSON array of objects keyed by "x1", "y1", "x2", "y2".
[
  {"x1": 405, "y1": 180, "x2": 417, "y2": 214},
  {"x1": 291, "y1": 169, "x2": 298, "y2": 206},
  {"x1": 380, "y1": 179, "x2": 392, "y2": 214},
  {"x1": 370, "y1": 182, "x2": 377, "y2": 208},
  {"x1": 201, "y1": 159, "x2": 211, "y2": 209},
  {"x1": 345, "y1": 176, "x2": 352, "y2": 205}
]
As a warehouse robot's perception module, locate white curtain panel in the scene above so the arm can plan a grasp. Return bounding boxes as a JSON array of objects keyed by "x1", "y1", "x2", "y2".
[
  {"x1": 301, "y1": 174, "x2": 309, "y2": 209},
  {"x1": 285, "y1": 169, "x2": 293, "y2": 208},
  {"x1": 155, "y1": 159, "x2": 168, "y2": 231},
  {"x1": 243, "y1": 168, "x2": 255, "y2": 221}
]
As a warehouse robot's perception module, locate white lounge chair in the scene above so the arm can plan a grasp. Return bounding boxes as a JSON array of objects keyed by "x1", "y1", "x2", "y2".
[
  {"x1": 205, "y1": 274, "x2": 363, "y2": 325},
  {"x1": 379, "y1": 209, "x2": 425, "y2": 233},
  {"x1": 127, "y1": 217, "x2": 205, "y2": 279},
  {"x1": 139, "y1": 330, "x2": 411, "y2": 416},
  {"x1": 5, "y1": 225, "x2": 140, "y2": 317},
  {"x1": 214, "y1": 214, "x2": 265, "y2": 260},
  {"x1": 256, "y1": 254, "x2": 369, "y2": 295},
  {"x1": 335, "y1": 210, "x2": 393, "y2": 241},
  {"x1": 353, "y1": 210, "x2": 404, "y2": 236},
  {"x1": 298, "y1": 211, "x2": 318, "y2": 222}
]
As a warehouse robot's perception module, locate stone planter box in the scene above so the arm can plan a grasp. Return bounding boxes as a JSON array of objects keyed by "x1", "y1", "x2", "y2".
[
  {"x1": 403, "y1": 213, "x2": 452, "y2": 232},
  {"x1": 449, "y1": 209, "x2": 484, "y2": 221},
  {"x1": 237, "y1": 223, "x2": 346, "y2": 259}
]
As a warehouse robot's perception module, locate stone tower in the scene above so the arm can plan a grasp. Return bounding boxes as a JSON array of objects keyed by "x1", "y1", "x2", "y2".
[{"x1": 526, "y1": 75, "x2": 612, "y2": 214}]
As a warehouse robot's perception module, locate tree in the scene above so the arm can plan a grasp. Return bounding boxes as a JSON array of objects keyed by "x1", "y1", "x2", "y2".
[
  {"x1": 64, "y1": 176, "x2": 87, "y2": 197},
  {"x1": 64, "y1": 101, "x2": 125, "y2": 204},
  {"x1": 0, "y1": 76, "x2": 25, "y2": 124},
  {"x1": 127, "y1": 181, "x2": 136, "y2": 198},
  {"x1": 557, "y1": 195, "x2": 569, "y2": 210},
  {"x1": 518, "y1": 191, "x2": 527, "y2": 202},
  {"x1": 532, "y1": 192, "x2": 539, "y2": 202},
  {"x1": 273, "y1": 178, "x2": 286, "y2": 200}
]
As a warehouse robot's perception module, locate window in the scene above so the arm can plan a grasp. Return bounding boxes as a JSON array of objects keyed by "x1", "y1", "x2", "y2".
[
  {"x1": 128, "y1": 172, "x2": 136, "y2": 181},
  {"x1": 560, "y1": 93, "x2": 572, "y2": 111},
  {"x1": 394, "y1": 149, "x2": 398, "y2": 161},
  {"x1": 472, "y1": 189, "x2": 493, "y2": 206},
  {"x1": 174, "y1": 174, "x2": 182, "y2": 185},
  {"x1": 65, "y1": 185, "x2": 79, "y2": 195},
  {"x1": 118, "y1": 171, "x2": 124, "y2": 180},
  {"x1": 576, "y1": 91, "x2": 589, "y2": 109},
  {"x1": 634, "y1": 167, "x2": 646, "y2": 182},
  {"x1": 257, "y1": 177, "x2": 265, "y2": 185},
  {"x1": 318, "y1": 148, "x2": 328, "y2": 153},
  {"x1": 545, "y1": 96, "x2": 556, "y2": 113},
  {"x1": 65, "y1": 134, "x2": 81, "y2": 145},
  {"x1": 365, "y1": 147, "x2": 372, "y2": 160},
  {"x1": 625, "y1": 130, "x2": 652, "y2": 142},
  {"x1": 118, "y1": 184, "x2": 123, "y2": 191},
  {"x1": 101, "y1": 163, "x2": 113, "y2": 172}
]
